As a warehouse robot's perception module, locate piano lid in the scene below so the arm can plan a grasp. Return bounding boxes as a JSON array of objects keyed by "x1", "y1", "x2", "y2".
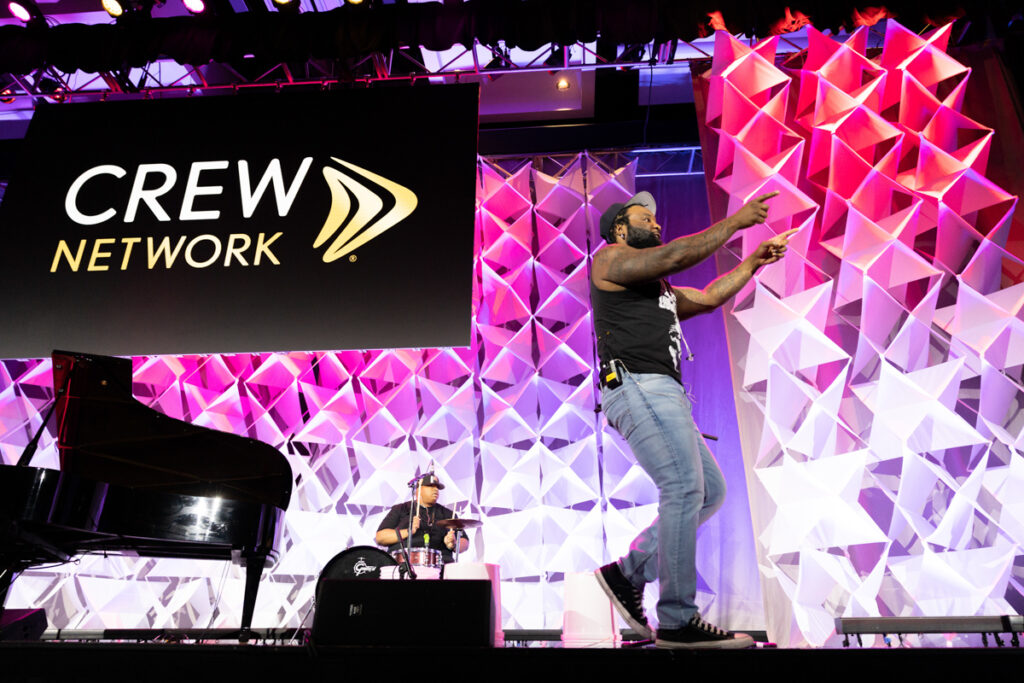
[{"x1": 52, "y1": 350, "x2": 292, "y2": 509}]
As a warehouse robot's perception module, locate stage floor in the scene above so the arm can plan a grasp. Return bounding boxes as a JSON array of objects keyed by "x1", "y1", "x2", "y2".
[{"x1": 4, "y1": 639, "x2": 1024, "y2": 682}]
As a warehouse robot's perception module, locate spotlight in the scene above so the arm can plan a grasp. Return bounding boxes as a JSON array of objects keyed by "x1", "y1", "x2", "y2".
[
  {"x1": 0, "y1": 88, "x2": 15, "y2": 104},
  {"x1": 182, "y1": 0, "x2": 205, "y2": 13},
  {"x1": 8, "y1": 0, "x2": 45, "y2": 26},
  {"x1": 102, "y1": 0, "x2": 154, "y2": 19},
  {"x1": 101, "y1": 0, "x2": 123, "y2": 16},
  {"x1": 556, "y1": 77, "x2": 570, "y2": 91},
  {"x1": 36, "y1": 76, "x2": 66, "y2": 102},
  {"x1": 544, "y1": 45, "x2": 565, "y2": 70},
  {"x1": 8, "y1": 1, "x2": 30, "y2": 21},
  {"x1": 271, "y1": 0, "x2": 299, "y2": 10}
]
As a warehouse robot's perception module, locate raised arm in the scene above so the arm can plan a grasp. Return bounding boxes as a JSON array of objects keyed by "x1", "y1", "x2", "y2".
[
  {"x1": 674, "y1": 228, "x2": 798, "y2": 320},
  {"x1": 593, "y1": 191, "x2": 778, "y2": 289}
]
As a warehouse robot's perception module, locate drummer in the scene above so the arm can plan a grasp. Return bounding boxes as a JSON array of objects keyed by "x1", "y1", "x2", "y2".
[{"x1": 375, "y1": 473, "x2": 469, "y2": 563}]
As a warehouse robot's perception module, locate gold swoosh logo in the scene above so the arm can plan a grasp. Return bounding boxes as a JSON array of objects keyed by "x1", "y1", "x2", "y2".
[{"x1": 313, "y1": 157, "x2": 418, "y2": 262}]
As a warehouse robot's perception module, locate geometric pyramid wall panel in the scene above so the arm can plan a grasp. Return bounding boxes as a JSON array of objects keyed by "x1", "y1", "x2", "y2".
[{"x1": 696, "y1": 21, "x2": 1021, "y2": 646}]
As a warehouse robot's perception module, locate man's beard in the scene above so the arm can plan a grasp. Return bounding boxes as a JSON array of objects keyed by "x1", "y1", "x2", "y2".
[{"x1": 625, "y1": 225, "x2": 661, "y2": 249}]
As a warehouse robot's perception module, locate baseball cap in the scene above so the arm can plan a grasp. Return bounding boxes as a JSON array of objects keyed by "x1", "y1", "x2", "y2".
[
  {"x1": 420, "y1": 473, "x2": 445, "y2": 489},
  {"x1": 599, "y1": 191, "x2": 657, "y2": 243}
]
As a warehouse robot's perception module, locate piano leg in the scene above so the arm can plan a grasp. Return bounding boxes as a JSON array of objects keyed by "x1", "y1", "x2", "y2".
[
  {"x1": 0, "y1": 565, "x2": 16, "y2": 618},
  {"x1": 238, "y1": 554, "x2": 266, "y2": 643}
]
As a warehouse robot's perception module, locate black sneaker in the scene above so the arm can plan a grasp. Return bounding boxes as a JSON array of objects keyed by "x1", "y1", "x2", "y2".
[
  {"x1": 655, "y1": 614, "x2": 754, "y2": 649},
  {"x1": 594, "y1": 562, "x2": 653, "y2": 640}
]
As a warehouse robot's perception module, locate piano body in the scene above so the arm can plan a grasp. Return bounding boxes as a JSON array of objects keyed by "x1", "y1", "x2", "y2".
[{"x1": 0, "y1": 350, "x2": 293, "y2": 637}]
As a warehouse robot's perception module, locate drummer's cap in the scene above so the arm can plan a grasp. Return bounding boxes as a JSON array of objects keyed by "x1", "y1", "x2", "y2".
[{"x1": 421, "y1": 473, "x2": 445, "y2": 489}]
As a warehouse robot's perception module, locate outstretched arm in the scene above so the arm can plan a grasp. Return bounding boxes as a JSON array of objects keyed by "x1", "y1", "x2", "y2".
[
  {"x1": 593, "y1": 191, "x2": 778, "y2": 288},
  {"x1": 674, "y1": 228, "x2": 798, "y2": 320}
]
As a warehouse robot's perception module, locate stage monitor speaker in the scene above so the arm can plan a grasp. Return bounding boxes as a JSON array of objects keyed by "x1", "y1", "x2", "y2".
[
  {"x1": 0, "y1": 608, "x2": 47, "y2": 641},
  {"x1": 312, "y1": 579, "x2": 494, "y2": 647}
]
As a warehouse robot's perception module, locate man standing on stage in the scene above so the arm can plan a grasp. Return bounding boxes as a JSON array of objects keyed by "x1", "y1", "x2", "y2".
[{"x1": 591, "y1": 189, "x2": 794, "y2": 649}]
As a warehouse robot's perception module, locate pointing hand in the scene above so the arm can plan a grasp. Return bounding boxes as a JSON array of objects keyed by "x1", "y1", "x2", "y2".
[
  {"x1": 733, "y1": 191, "x2": 779, "y2": 229},
  {"x1": 752, "y1": 227, "x2": 799, "y2": 268}
]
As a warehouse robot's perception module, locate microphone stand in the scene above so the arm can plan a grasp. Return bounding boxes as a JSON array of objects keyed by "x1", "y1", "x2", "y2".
[{"x1": 398, "y1": 475, "x2": 423, "y2": 580}]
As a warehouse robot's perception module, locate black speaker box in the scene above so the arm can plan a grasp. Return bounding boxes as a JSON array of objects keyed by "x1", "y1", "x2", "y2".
[
  {"x1": 0, "y1": 608, "x2": 47, "y2": 641},
  {"x1": 312, "y1": 579, "x2": 493, "y2": 647}
]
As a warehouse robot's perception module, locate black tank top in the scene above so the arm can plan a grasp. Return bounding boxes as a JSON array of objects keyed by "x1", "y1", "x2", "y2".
[{"x1": 591, "y1": 278, "x2": 683, "y2": 383}]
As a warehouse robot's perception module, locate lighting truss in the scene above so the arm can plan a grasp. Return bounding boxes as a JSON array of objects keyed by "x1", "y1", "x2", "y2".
[
  {"x1": 485, "y1": 147, "x2": 702, "y2": 180},
  {"x1": 0, "y1": 26, "x2": 888, "y2": 108}
]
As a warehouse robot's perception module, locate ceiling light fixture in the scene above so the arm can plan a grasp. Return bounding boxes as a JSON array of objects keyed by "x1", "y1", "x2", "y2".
[
  {"x1": 102, "y1": 0, "x2": 156, "y2": 20},
  {"x1": 8, "y1": 0, "x2": 45, "y2": 26},
  {"x1": 544, "y1": 44, "x2": 565, "y2": 71},
  {"x1": 36, "y1": 76, "x2": 66, "y2": 103},
  {"x1": 101, "y1": 0, "x2": 123, "y2": 16},
  {"x1": 7, "y1": 1, "x2": 31, "y2": 21}
]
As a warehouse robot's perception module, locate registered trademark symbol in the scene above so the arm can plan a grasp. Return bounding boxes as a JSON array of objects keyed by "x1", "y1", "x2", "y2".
[{"x1": 349, "y1": 254, "x2": 357, "y2": 262}]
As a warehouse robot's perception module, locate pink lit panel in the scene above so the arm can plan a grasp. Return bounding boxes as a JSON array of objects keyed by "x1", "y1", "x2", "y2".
[{"x1": 696, "y1": 21, "x2": 1023, "y2": 646}]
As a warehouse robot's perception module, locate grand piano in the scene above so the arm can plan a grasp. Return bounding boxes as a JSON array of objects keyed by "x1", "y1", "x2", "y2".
[{"x1": 0, "y1": 350, "x2": 293, "y2": 639}]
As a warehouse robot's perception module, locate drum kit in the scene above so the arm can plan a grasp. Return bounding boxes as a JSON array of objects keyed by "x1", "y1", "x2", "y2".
[
  {"x1": 319, "y1": 469, "x2": 484, "y2": 589},
  {"x1": 317, "y1": 517, "x2": 484, "y2": 592}
]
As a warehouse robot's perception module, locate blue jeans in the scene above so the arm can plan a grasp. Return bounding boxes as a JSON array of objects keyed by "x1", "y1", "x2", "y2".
[{"x1": 601, "y1": 371, "x2": 726, "y2": 629}]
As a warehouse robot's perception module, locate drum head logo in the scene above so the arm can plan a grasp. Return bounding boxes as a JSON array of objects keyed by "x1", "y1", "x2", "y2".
[
  {"x1": 352, "y1": 557, "x2": 377, "y2": 576},
  {"x1": 314, "y1": 157, "x2": 419, "y2": 263}
]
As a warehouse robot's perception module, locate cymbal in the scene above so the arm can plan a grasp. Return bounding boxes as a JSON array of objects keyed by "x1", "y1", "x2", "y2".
[{"x1": 437, "y1": 518, "x2": 482, "y2": 530}]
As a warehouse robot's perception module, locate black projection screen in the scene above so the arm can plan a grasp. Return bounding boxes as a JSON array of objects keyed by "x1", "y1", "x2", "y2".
[{"x1": 0, "y1": 85, "x2": 479, "y2": 358}]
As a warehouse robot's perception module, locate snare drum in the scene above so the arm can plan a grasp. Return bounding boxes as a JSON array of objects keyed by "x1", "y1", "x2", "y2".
[{"x1": 392, "y1": 547, "x2": 443, "y2": 569}]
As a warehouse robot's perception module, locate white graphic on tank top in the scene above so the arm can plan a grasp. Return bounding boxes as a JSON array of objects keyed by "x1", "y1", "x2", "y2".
[{"x1": 658, "y1": 285, "x2": 683, "y2": 369}]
